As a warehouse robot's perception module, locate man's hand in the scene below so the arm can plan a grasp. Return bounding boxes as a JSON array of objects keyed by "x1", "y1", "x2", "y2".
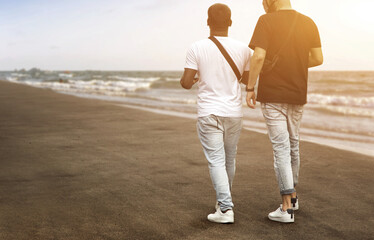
[{"x1": 246, "y1": 91, "x2": 256, "y2": 109}]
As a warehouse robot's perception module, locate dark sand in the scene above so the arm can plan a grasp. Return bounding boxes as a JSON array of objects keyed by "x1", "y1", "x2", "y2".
[{"x1": 0, "y1": 80, "x2": 373, "y2": 240}]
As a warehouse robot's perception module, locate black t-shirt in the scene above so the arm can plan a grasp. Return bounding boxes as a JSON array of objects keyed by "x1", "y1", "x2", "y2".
[{"x1": 249, "y1": 10, "x2": 321, "y2": 105}]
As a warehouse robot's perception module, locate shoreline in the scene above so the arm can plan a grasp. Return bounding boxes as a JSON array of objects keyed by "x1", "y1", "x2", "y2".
[{"x1": 2, "y1": 77, "x2": 373, "y2": 158}]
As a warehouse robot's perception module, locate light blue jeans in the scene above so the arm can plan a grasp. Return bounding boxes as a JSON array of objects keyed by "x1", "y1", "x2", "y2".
[
  {"x1": 197, "y1": 115, "x2": 242, "y2": 211},
  {"x1": 261, "y1": 103, "x2": 304, "y2": 195}
]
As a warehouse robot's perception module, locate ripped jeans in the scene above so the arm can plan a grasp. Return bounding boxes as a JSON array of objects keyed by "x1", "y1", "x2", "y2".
[
  {"x1": 197, "y1": 115, "x2": 242, "y2": 211},
  {"x1": 261, "y1": 103, "x2": 304, "y2": 195}
]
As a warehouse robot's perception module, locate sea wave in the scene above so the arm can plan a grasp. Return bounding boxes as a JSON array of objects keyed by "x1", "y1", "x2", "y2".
[
  {"x1": 308, "y1": 94, "x2": 374, "y2": 108},
  {"x1": 6, "y1": 76, "x2": 19, "y2": 82},
  {"x1": 311, "y1": 78, "x2": 374, "y2": 86},
  {"x1": 309, "y1": 104, "x2": 374, "y2": 118},
  {"x1": 58, "y1": 73, "x2": 73, "y2": 78},
  {"x1": 109, "y1": 76, "x2": 160, "y2": 82},
  {"x1": 22, "y1": 79, "x2": 152, "y2": 93},
  {"x1": 165, "y1": 77, "x2": 180, "y2": 82}
]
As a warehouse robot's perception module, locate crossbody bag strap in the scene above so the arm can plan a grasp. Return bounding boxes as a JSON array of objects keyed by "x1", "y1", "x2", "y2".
[
  {"x1": 274, "y1": 12, "x2": 299, "y2": 56},
  {"x1": 208, "y1": 36, "x2": 242, "y2": 81}
]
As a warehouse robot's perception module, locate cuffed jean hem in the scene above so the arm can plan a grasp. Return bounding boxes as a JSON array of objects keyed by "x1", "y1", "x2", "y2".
[
  {"x1": 280, "y1": 188, "x2": 296, "y2": 195},
  {"x1": 219, "y1": 203, "x2": 232, "y2": 212}
]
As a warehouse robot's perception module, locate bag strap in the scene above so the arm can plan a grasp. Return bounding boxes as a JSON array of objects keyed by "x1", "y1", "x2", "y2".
[
  {"x1": 274, "y1": 12, "x2": 299, "y2": 56},
  {"x1": 208, "y1": 36, "x2": 242, "y2": 81}
]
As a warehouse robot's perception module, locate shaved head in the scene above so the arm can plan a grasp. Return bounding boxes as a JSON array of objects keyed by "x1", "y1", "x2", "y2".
[{"x1": 207, "y1": 3, "x2": 232, "y2": 30}]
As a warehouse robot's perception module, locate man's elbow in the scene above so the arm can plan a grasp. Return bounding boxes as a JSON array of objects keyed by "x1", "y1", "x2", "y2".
[
  {"x1": 310, "y1": 48, "x2": 324, "y2": 66},
  {"x1": 252, "y1": 53, "x2": 266, "y2": 63},
  {"x1": 180, "y1": 78, "x2": 191, "y2": 89},
  {"x1": 252, "y1": 47, "x2": 266, "y2": 64},
  {"x1": 314, "y1": 56, "x2": 324, "y2": 66}
]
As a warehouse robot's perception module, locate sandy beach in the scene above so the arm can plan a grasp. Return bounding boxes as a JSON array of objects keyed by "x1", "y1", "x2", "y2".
[{"x1": 0, "y1": 80, "x2": 373, "y2": 240}]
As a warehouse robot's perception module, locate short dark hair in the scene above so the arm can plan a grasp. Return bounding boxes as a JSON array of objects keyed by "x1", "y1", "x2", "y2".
[{"x1": 207, "y1": 3, "x2": 231, "y2": 30}]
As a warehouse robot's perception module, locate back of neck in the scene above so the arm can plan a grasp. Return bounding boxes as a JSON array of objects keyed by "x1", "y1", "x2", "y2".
[
  {"x1": 210, "y1": 29, "x2": 228, "y2": 37},
  {"x1": 277, "y1": 3, "x2": 293, "y2": 11},
  {"x1": 278, "y1": 7, "x2": 293, "y2": 11}
]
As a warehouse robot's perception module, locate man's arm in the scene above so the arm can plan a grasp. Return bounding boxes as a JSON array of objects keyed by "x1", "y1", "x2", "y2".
[
  {"x1": 246, "y1": 47, "x2": 266, "y2": 109},
  {"x1": 308, "y1": 47, "x2": 323, "y2": 68},
  {"x1": 241, "y1": 71, "x2": 249, "y2": 86},
  {"x1": 180, "y1": 68, "x2": 198, "y2": 89}
]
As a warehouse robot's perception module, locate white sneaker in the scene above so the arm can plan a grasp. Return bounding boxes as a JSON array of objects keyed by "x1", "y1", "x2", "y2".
[
  {"x1": 268, "y1": 206, "x2": 294, "y2": 223},
  {"x1": 207, "y1": 208, "x2": 234, "y2": 224}
]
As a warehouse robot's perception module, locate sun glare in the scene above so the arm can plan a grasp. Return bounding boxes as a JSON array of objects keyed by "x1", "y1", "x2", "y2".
[{"x1": 339, "y1": 0, "x2": 374, "y2": 32}]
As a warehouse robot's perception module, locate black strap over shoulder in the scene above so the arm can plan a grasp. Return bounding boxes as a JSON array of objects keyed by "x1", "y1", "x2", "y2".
[{"x1": 208, "y1": 36, "x2": 242, "y2": 82}]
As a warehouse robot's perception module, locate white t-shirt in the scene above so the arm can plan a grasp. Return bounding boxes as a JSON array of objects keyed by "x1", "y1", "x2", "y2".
[{"x1": 185, "y1": 37, "x2": 251, "y2": 117}]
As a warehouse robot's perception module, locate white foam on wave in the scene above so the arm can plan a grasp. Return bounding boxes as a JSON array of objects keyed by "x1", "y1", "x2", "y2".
[
  {"x1": 9, "y1": 78, "x2": 198, "y2": 105},
  {"x1": 109, "y1": 76, "x2": 160, "y2": 82},
  {"x1": 22, "y1": 79, "x2": 152, "y2": 93},
  {"x1": 58, "y1": 73, "x2": 73, "y2": 78},
  {"x1": 6, "y1": 76, "x2": 19, "y2": 82},
  {"x1": 10, "y1": 73, "x2": 29, "y2": 78},
  {"x1": 165, "y1": 77, "x2": 180, "y2": 82},
  {"x1": 308, "y1": 94, "x2": 374, "y2": 117},
  {"x1": 308, "y1": 93, "x2": 374, "y2": 108},
  {"x1": 317, "y1": 105, "x2": 374, "y2": 118}
]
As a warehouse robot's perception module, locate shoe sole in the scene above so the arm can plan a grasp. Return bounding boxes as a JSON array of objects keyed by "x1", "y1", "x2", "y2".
[
  {"x1": 268, "y1": 215, "x2": 294, "y2": 223},
  {"x1": 207, "y1": 219, "x2": 234, "y2": 224},
  {"x1": 207, "y1": 216, "x2": 234, "y2": 224}
]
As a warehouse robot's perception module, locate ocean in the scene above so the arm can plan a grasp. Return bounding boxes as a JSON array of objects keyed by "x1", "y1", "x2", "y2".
[{"x1": 1, "y1": 70, "x2": 373, "y2": 157}]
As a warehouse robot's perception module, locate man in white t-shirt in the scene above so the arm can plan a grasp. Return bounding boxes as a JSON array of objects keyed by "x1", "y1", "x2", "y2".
[{"x1": 180, "y1": 3, "x2": 252, "y2": 224}]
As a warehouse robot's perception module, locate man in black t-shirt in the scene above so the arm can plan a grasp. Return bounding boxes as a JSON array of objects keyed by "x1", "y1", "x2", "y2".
[{"x1": 245, "y1": 0, "x2": 323, "y2": 223}]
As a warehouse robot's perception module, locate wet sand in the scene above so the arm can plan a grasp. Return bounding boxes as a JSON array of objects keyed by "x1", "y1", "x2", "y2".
[{"x1": 0, "y1": 80, "x2": 373, "y2": 240}]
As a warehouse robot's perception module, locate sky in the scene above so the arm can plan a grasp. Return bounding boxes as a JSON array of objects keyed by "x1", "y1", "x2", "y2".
[{"x1": 0, "y1": 0, "x2": 374, "y2": 71}]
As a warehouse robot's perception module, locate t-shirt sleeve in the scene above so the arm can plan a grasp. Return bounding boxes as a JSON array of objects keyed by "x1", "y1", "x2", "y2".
[
  {"x1": 309, "y1": 20, "x2": 321, "y2": 48},
  {"x1": 184, "y1": 44, "x2": 198, "y2": 70},
  {"x1": 249, "y1": 16, "x2": 270, "y2": 51}
]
